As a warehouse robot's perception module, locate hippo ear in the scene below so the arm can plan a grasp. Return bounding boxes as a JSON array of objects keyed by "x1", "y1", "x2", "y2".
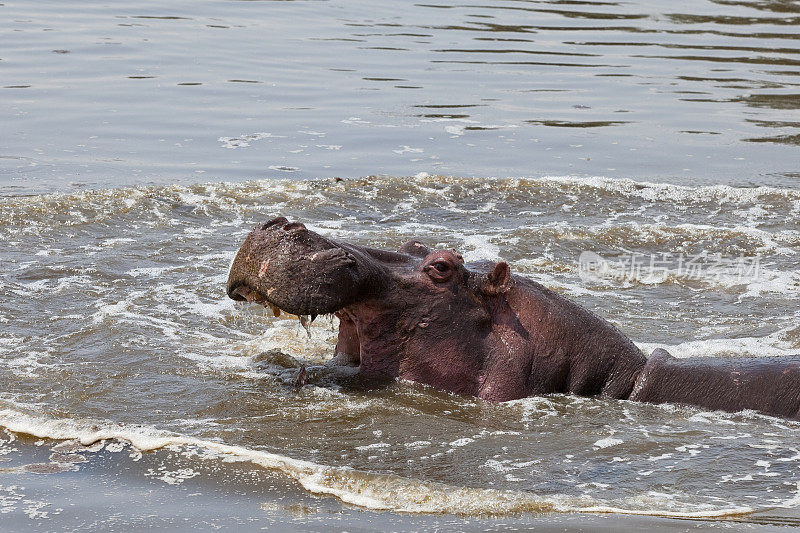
[
  {"x1": 483, "y1": 261, "x2": 511, "y2": 295},
  {"x1": 397, "y1": 240, "x2": 431, "y2": 258}
]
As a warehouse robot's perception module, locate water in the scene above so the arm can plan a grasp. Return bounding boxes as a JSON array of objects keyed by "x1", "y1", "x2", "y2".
[
  {"x1": 2, "y1": 0, "x2": 799, "y2": 194},
  {"x1": 1, "y1": 0, "x2": 800, "y2": 529},
  {"x1": 1, "y1": 177, "x2": 799, "y2": 525}
]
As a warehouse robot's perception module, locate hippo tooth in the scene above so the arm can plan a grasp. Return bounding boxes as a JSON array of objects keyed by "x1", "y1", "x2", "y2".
[
  {"x1": 244, "y1": 291, "x2": 257, "y2": 303},
  {"x1": 299, "y1": 315, "x2": 311, "y2": 338},
  {"x1": 270, "y1": 304, "x2": 281, "y2": 317}
]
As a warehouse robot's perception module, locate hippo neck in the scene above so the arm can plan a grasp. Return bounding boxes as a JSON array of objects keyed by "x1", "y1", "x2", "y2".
[{"x1": 502, "y1": 278, "x2": 648, "y2": 400}]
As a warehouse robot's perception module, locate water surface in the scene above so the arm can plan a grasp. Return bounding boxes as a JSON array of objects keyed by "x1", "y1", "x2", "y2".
[
  {"x1": 2, "y1": 0, "x2": 799, "y2": 193},
  {"x1": 1, "y1": 176, "x2": 799, "y2": 523}
]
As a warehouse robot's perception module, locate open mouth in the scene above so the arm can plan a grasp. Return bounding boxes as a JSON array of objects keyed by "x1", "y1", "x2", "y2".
[
  {"x1": 229, "y1": 284, "x2": 283, "y2": 317},
  {"x1": 230, "y1": 283, "x2": 362, "y2": 367},
  {"x1": 230, "y1": 283, "x2": 315, "y2": 333}
]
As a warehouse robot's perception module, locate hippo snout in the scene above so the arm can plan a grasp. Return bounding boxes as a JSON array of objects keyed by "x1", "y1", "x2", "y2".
[{"x1": 226, "y1": 216, "x2": 382, "y2": 316}]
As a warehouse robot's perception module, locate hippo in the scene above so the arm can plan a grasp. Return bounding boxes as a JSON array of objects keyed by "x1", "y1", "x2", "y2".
[{"x1": 226, "y1": 217, "x2": 800, "y2": 421}]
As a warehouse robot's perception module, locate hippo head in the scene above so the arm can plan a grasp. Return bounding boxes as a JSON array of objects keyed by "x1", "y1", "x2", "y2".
[{"x1": 227, "y1": 217, "x2": 512, "y2": 393}]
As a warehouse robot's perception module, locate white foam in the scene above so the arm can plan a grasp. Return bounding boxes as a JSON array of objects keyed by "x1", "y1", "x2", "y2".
[
  {"x1": 538, "y1": 175, "x2": 800, "y2": 205},
  {"x1": 174, "y1": 351, "x2": 253, "y2": 373},
  {"x1": 780, "y1": 482, "x2": 800, "y2": 508},
  {"x1": 354, "y1": 442, "x2": 391, "y2": 452},
  {"x1": 739, "y1": 269, "x2": 800, "y2": 300},
  {"x1": 594, "y1": 437, "x2": 624, "y2": 449},
  {"x1": 393, "y1": 145, "x2": 423, "y2": 155},
  {"x1": 0, "y1": 406, "x2": 759, "y2": 518},
  {"x1": 145, "y1": 466, "x2": 200, "y2": 486},
  {"x1": 127, "y1": 266, "x2": 179, "y2": 278},
  {"x1": 218, "y1": 132, "x2": 283, "y2": 149},
  {"x1": 100, "y1": 237, "x2": 136, "y2": 247},
  {"x1": 461, "y1": 235, "x2": 500, "y2": 262},
  {"x1": 4, "y1": 351, "x2": 52, "y2": 378},
  {"x1": 0, "y1": 483, "x2": 59, "y2": 520},
  {"x1": 637, "y1": 327, "x2": 799, "y2": 359}
]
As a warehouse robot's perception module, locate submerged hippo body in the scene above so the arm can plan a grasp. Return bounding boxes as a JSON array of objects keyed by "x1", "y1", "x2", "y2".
[{"x1": 227, "y1": 217, "x2": 800, "y2": 421}]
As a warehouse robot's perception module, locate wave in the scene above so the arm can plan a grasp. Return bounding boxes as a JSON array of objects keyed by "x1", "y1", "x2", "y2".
[
  {"x1": 2, "y1": 174, "x2": 799, "y2": 219},
  {"x1": 0, "y1": 405, "x2": 761, "y2": 518},
  {"x1": 535, "y1": 175, "x2": 800, "y2": 205},
  {"x1": 637, "y1": 324, "x2": 800, "y2": 360},
  {"x1": 1, "y1": 175, "x2": 797, "y2": 265}
]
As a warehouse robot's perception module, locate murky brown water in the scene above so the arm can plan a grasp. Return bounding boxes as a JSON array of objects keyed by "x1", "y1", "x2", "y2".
[{"x1": 1, "y1": 177, "x2": 799, "y2": 526}]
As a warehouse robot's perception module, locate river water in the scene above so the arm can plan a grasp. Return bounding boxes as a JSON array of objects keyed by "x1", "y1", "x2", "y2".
[{"x1": 1, "y1": 0, "x2": 799, "y2": 529}]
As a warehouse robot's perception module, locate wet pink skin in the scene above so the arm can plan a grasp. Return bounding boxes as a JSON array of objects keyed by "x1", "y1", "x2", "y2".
[{"x1": 228, "y1": 217, "x2": 800, "y2": 419}]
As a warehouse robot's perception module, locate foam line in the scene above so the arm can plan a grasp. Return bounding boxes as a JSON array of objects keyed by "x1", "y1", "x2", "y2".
[{"x1": 0, "y1": 406, "x2": 757, "y2": 518}]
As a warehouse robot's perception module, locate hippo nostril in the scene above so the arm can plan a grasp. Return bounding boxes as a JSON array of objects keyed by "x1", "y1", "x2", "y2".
[
  {"x1": 227, "y1": 283, "x2": 248, "y2": 301},
  {"x1": 260, "y1": 217, "x2": 289, "y2": 231},
  {"x1": 283, "y1": 222, "x2": 306, "y2": 232}
]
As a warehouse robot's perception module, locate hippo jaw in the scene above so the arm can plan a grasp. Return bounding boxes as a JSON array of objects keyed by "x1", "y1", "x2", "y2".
[
  {"x1": 226, "y1": 217, "x2": 421, "y2": 376},
  {"x1": 226, "y1": 217, "x2": 387, "y2": 317}
]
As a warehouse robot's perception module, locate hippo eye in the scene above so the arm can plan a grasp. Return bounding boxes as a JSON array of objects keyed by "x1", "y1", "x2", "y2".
[{"x1": 426, "y1": 260, "x2": 454, "y2": 282}]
